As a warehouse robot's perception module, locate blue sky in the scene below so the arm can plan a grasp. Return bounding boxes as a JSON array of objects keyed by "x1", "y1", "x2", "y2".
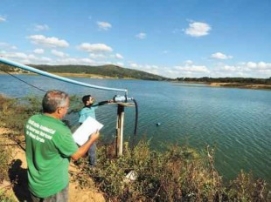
[{"x1": 1, "y1": 0, "x2": 271, "y2": 78}]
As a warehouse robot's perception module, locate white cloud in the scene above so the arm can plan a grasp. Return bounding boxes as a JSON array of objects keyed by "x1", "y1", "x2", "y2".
[
  {"x1": 28, "y1": 35, "x2": 69, "y2": 48},
  {"x1": 211, "y1": 61, "x2": 271, "y2": 78},
  {"x1": 0, "y1": 16, "x2": 6, "y2": 22},
  {"x1": 34, "y1": 24, "x2": 49, "y2": 31},
  {"x1": 156, "y1": 61, "x2": 211, "y2": 78},
  {"x1": 212, "y1": 65, "x2": 242, "y2": 77},
  {"x1": 53, "y1": 57, "x2": 96, "y2": 65},
  {"x1": 246, "y1": 61, "x2": 271, "y2": 70},
  {"x1": 174, "y1": 64, "x2": 209, "y2": 73},
  {"x1": 56, "y1": 58, "x2": 78, "y2": 64},
  {"x1": 89, "y1": 53, "x2": 105, "y2": 59},
  {"x1": 185, "y1": 60, "x2": 193, "y2": 65},
  {"x1": 0, "y1": 42, "x2": 17, "y2": 50},
  {"x1": 97, "y1": 21, "x2": 112, "y2": 30},
  {"x1": 246, "y1": 62, "x2": 257, "y2": 68},
  {"x1": 128, "y1": 62, "x2": 165, "y2": 76},
  {"x1": 78, "y1": 43, "x2": 113, "y2": 52},
  {"x1": 2, "y1": 51, "x2": 53, "y2": 64},
  {"x1": 130, "y1": 62, "x2": 139, "y2": 68},
  {"x1": 211, "y1": 52, "x2": 232, "y2": 60},
  {"x1": 136, "y1": 32, "x2": 146, "y2": 39},
  {"x1": 33, "y1": 49, "x2": 44, "y2": 54},
  {"x1": 223, "y1": 65, "x2": 237, "y2": 71},
  {"x1": 185, "y1": 21, "x2": 211, "y2": 37},
  {"x1": 0, "y1": 50, "x2": 6, "y2": 55},
  {"x1": 80, "y1": 58, "x2": 94, "y2": 64},
  {"x1": 115, "y1": 62, "x2": 124, "y2": 67},
  {"x1": 258, "y1": 61, "x2": 269, "y2": 69},
  {"x1": 51, "y1": 49, "x2": 68, "y2": 57},
  {"x1": 39, "y1": 57, "x2": 52, "y2": 63},
  {"x1": 8, "y1": 52, "x2": 29, "y2": 59},
  {"x1": 28, "y1": 54, "x2": 37, "y2": 60},
  {"x1": 115, "y1": 53, "x2": 123, "y2": 59}
]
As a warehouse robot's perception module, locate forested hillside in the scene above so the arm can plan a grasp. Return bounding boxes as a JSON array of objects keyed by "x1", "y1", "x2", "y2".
[
  {"x1": 176, "y1": 76, "x2": 271, "y2": 84},
  {"x1": 31, "y1": 64, "x2": 169, "y2": 80}
]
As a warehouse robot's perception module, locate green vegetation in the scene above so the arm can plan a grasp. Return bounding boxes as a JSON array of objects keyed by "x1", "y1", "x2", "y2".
[
  {"x1": 0, "y1": 191, "x2": 16, "y2": 202},
  {"x1": 0, "y1": 95, "x2": 270, "y2": 201},
  {"x1": 176, "y1": 77, "x2": 271, "y2": 85},
  {"x1": 75, "y1": 142, "x2": 270, "y2": 201},
  {"x1": 0, "y1": 139, "x2": 12, "y2": 185},
  {"x1": 0, "y1": 96, "x2": 19, "y2": 201},
  {"x1": 0, "y1": 95, "x2": 41, "y2": 131}
]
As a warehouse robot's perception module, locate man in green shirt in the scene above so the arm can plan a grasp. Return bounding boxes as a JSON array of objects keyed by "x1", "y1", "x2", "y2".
[{"x1": 24, "y1": 90, "x2": 99, "y2": 202}]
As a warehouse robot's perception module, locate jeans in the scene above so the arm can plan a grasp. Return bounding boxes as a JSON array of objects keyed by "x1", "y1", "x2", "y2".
[
  {"x1": 30, "y1": 184, "x2": 69, "y2": 202},
  {"x1": 88, "y1": 142, "x2": 96, "y2": 166}
]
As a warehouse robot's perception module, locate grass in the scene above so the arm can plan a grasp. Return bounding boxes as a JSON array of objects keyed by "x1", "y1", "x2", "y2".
[{"x1": 0, "y1": 94, "x2": 270, "y2": 201}]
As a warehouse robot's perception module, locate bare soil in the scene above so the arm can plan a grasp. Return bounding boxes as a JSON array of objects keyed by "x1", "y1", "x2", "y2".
[{"x1": 0, "y1": 128, "x2": 105, "y2": 202}]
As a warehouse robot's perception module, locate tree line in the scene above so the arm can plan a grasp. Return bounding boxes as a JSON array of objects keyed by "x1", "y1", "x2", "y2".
[{"x1": 176, "y1": 76, "x2": 271, "y2": 84}]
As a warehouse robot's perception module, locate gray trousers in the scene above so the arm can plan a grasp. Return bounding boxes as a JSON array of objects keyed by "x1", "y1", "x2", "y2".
[{"x1": 30, "y1": 184, "x2": 69, "y2": 202}]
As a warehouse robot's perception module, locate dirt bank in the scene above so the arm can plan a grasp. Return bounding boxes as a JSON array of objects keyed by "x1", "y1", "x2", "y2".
[{"x1": 0, "y1": 128, "x2": 105, "y2": 202}]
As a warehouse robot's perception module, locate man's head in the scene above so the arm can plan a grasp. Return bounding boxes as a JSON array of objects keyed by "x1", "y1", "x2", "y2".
[
  {"x1": 42, "y1": 90, "x2": 69, "y2": 119},
  {"x1": 82, "y1": 95, "x2": 94, "y2": 106}
]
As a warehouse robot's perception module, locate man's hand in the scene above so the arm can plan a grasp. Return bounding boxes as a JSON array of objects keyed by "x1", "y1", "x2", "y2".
[
  {"x1": 71, "y1": 131, "x2": 100, "y2": 161},
  {"x1": 89, "y1": 130, "x2": 99, "y2": 141}
]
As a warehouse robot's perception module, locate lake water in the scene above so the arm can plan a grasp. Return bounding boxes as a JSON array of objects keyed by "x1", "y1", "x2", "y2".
[{"x1": 1, "y1": 74, "x2": 271, "y2": 182}]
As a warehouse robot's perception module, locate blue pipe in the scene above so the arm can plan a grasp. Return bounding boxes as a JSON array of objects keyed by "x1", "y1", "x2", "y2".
[{"x1": 0, "y1": 58, "x2": 128, "y2": 93}]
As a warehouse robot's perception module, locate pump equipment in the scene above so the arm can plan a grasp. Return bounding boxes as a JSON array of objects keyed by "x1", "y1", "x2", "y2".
[{"x1": 112, "y1": 94, "x2": 138, "y2": 136}]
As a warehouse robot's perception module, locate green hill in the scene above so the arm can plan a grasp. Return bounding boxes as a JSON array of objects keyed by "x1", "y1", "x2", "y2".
[{"x1": 30, "y1": 64, "x2": 169, "y2": 81}]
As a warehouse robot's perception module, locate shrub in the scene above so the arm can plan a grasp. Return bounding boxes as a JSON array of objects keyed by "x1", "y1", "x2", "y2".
[
  {"x1": 73, "y1": 139, "x2": 270, "y2": 201},
  {"x1": 0, "y1": 95, "x2": 41, "y2": 133}
]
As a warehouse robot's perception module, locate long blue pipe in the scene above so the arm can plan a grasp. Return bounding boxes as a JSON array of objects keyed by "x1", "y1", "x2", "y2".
[{"x1": 0, "y1": 58, "x2": 128, "y2": 93}]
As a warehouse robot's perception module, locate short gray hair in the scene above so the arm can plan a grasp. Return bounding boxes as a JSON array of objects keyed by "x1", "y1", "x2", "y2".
[{"x1": 42, "y1": 90, "x2": 69, "y2": 113}]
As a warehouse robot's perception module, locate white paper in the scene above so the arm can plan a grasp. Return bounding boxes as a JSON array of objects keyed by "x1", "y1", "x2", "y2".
[{"x1": 72, "y1": 116, "x2": 103, "y2": 146}]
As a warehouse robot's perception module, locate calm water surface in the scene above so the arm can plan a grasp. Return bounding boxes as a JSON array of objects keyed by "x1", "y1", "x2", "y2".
[{"x1": 1, "y1": 74, "x2": 271, "y2": 182}]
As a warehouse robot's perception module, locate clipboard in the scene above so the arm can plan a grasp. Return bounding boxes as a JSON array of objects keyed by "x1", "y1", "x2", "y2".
[{"x1": 72, "y1": 116, "x2": 103, "y2": 146}]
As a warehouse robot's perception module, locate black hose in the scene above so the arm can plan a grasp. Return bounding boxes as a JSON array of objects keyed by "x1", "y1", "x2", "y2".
[
  {"x1": 1, "y1": 70, "x2": 46, "y2": 92},
  {"x1": 132, "y1": 99, "x2": 138, "y2": 136}
]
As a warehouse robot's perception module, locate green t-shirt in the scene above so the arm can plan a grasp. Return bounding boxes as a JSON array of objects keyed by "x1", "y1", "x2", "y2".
[{"x1": 24, "y1": 114, "x2": 78, "y2": 198}]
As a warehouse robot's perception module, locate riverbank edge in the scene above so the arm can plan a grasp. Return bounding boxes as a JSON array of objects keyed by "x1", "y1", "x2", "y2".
[
  {"x1": 209, "y1": 82, "x2": 271, "y2": 90},
  {"x1": 172, "y1": 80, "x2": 271, "y2": 90}
]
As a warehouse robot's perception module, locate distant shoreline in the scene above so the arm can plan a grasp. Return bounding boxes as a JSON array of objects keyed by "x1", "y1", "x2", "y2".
[
  {"x1": 172, "y1": 81, "x2": 271, "y2": 90},
  {"x1": 208, "y1": 82, "x2": 271, "y2": 90}
]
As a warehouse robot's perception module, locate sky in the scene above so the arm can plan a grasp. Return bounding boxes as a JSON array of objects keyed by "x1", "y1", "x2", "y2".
[{"x1": 0, "y1": 0, "x2": 271, "y2": 79}]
